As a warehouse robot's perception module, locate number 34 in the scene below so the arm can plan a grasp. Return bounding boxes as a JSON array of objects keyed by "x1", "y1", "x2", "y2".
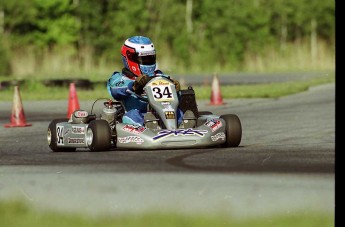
[{"x1": 152, "y1": 86, "x2": 173, "y2": 100}]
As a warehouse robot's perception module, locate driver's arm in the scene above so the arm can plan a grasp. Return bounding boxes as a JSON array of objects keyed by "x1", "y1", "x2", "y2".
[{"x1": 107, "y1": 72, "x2": 135, "y2": 99}]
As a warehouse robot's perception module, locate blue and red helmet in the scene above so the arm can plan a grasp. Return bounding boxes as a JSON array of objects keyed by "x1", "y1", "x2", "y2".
[{"x1": 121, "y1": 36, "x2": 156, "y2": 77}]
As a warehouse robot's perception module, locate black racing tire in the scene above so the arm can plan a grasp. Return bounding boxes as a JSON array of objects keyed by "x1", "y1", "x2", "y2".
[
  {"x1": 69, "y1": 79, "x2": 93, "y2": 90},
  {"x1": 220, "y1": 114, "x2": 242, "y2": 147},
  {"x1": 198, "y1": 111, "x2": 213, "y2": 116},
  {"x1": 86, "y1": 120, "x2": 111, "y2": 152},
  {"x1": 47, "y1": 118, "x2": 76, "y2": 152}
]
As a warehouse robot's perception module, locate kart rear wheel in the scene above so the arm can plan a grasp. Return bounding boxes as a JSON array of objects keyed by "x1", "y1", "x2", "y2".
[
  {"x1": 220, "y1": 114, "x2": 242, "y2": 147},
  {"x1": 86, "y1": 120, "x2": 111, "y2": 152},
  {"x1": 47, "y1": 119, "x2": 76, "y2": 152}
]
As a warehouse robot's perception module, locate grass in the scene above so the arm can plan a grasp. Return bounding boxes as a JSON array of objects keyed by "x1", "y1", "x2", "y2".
[
  {"x1": 0, "y1": 72, "x2": 335, "y2": 101},
  {"x1": 193, "y1": 72, "x2": 335, "y2": 99},
  {"x1": 0, "y1": 200, "x2": 334, "y2": 227},
  {"x1": 4, "y1": 39, "x2": 335, "y2": 78}
]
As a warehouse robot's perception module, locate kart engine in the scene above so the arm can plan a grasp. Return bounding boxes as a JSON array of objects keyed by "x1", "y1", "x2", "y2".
[{"x1": 101, "y1": 100, "x2": 124, "y2": 124}]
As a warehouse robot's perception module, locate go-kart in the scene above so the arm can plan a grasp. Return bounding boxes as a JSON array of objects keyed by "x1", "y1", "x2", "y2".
[{"x1": 47, "y1": 75, "x2": 242, "y2": 151}]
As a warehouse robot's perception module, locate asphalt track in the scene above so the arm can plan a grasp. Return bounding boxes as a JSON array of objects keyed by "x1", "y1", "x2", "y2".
[{"x1": 0, "y1": 81, "x2": 335, "y2": 218}]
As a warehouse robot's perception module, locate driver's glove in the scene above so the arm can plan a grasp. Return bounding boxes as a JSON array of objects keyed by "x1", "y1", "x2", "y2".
[
  {"x1": 171, "y1": 79, "x2": 180, "y2": 92},
  {"x1": 133, "y1": 74, "x2": 150, "y2": 94}
]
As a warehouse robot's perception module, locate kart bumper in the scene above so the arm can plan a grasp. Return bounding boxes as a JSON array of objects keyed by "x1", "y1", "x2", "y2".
[{"x1": 115, "y1": 122, "x2": 226, "y2": 149}]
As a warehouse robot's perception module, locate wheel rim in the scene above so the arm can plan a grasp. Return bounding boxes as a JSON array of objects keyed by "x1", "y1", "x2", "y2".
[
  {"x1": 47, "y1": 128, "x2": 52, "y2": 145},
  {"x1": 86, "y1": 128, "x2": 93, "y2": 146}
]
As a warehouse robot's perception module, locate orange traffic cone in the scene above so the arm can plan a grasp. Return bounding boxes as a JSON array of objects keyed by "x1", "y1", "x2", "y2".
[
  {"x1": 66, "y1": 82, "x2": 80, "y2": 118},
  {"x1": 209, "y1": 73, "x2": 225, "y2": 105},
  {"x1": 4, "y1": 85, "x2": 32, "y2": 128}
]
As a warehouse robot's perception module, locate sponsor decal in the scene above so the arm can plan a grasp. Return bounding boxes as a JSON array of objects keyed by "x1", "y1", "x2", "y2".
[
  {"x1": 122, "y1": 124, "x2": 146, "y2": 134},
  {"x1": 138, "y1": 51, "x2": 155, "y2": 56},
  {"x1": 211, "y1": 132, "x2": 226, "y2": 141},
  {"x1": 64, "y1": 128, "x2": 70, "y2": 136},
  {"x1": 150, "y1": 80, "x2": 170, "y2": 86},
  {"x1": 57, "y1": 125, "x2": 64, "y2": 145},
  {"x1": 72, "y1": 126, "x2": 85, "y2": 134},
  {"x1": 204, "y1": 119, "x2": 222, "y2": 132},
  {"x1": 74, "y1": 110, "x2": 88, "y2": 118},
  {"x1": 118, "y1": 136, "x2": 144, "y2": 144},
  {"x1": 164, "y1": 111, "x2": 175, "y2": 119},
  {"x1": 161, "y1": 101, "x2": 171, "y2": 106},
  {"x1": 115, "y1": 80, "x2": 125, "y2": 86},
  {"x1": 153, "y1": 128, "x2": 208, "y2": 140},
  {"x1": 67, "y1": 137, "x2": 85, "y2": 144},
  {"x1": 162, "y1": 105, "x2": 174, "y2": 111}
]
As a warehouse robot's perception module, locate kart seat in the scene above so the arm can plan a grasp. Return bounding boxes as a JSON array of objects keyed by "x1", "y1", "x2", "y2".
[{"x1": 178, "y1": 86, "x2": 199, "y2": 118}]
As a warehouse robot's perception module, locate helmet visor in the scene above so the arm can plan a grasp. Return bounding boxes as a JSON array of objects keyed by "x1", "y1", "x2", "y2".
[
  {"x1": 126, "y1": 50, "x2": 156, "y2": 66},
  {"x1": 137, "y1": 54, "x2": 156, "y2": 65}
]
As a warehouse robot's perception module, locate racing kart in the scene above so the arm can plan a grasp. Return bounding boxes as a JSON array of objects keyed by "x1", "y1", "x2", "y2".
[{"x1": 47, "y1": 75, "x2": 242, "y2": 151}]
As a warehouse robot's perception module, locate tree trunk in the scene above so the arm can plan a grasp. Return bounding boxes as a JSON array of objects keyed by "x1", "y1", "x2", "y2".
[
  {"x1": 186, "y1": 0, "x2": 193, "y2": 34},
  {"x1": 0, "y1": 10, "x2": 4, "y2": 35},
  {"x1": 311, "y1": 18, "x2": 317, "y2": 64},
  {"x1": 280, "y1": 23, "x2": 287, "y2": 52}
]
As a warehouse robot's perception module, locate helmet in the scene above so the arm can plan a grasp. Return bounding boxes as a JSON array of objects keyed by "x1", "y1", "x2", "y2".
[{"x1": 121, "y1": 36, "x2": 156, "y2": 77}]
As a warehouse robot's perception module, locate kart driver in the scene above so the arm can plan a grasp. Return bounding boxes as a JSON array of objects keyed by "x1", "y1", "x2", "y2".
[{"x1": 106, "y1": 35, "x2": 183, "y2": 127}]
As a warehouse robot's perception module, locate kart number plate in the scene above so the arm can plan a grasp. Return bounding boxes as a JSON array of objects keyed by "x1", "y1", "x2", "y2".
[
  {"x1": 151, "y1": 85, "x2": 174, "y2": 101},
  {"x1": 56, "y1": 125, "x2": 64, "y2": 145}
]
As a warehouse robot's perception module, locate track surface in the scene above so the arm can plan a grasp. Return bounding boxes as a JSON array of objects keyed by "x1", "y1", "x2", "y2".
[{"x1": 0, "y1": 82, "x2": 335, "y2": 218}]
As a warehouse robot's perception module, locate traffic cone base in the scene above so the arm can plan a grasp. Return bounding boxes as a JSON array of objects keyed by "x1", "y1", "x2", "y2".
[
  {"x1": 4, "y1": 85, "x2": 32, "y2": 128},
  {"x1": 209, "y1": 74, "x2": 225, "y2": 105},
  {"x1": 4, "y1": 122, "x2": 32, "y2": 128},
  {"x1": 67, "y1": 82, "x2": 80, "y2": 118}
]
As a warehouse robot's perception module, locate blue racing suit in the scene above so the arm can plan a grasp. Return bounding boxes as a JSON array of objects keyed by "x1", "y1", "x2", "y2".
[{"x1": 106, "y1": 69, "x2": 183, "y2": 126}]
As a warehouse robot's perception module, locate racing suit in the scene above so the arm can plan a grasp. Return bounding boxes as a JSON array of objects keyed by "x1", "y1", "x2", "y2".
[{"x1": 106, "y1": 68, "x2": 183, "y2": 126}]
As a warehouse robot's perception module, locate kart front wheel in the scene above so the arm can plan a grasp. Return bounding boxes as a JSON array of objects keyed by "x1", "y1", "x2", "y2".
[
  {"x1": 198, "y1": 111, "x2": 213, "y2": 116},
  {"x1": 220, "y1": 114, "x2": 242, "y2": 147},
  {"x1": 47, "y1": 119, "x2": 76, "y2": 152},
  {"x1": 86, "y1": 120, "x2": 111, "y2": 152}
]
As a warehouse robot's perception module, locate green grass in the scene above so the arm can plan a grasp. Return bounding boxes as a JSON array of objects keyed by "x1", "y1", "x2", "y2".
[
  {"x1": 4, "y1": 39, "x2": 334, "y2": 77},
  {"x1": 0, "y1": 200, "x2": 334, "y2": 227},
  {"x1": 193, "y1": 73, "x2": 335, "y2": 99},
  {"x1": 0, "y1": 73, "x2": 334, "y2": 101}
]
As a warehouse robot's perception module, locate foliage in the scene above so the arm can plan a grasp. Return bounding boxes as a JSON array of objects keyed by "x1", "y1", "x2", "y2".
[
  {"x1": 1, "y1": 0, "x2": 79, "y2": 48},
  {"x1": 0, "y1": 0, "x2": 335, "y2": 75},
  {"x1": 0, "y1": 37, "x2": 10, "y2": 75}
]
